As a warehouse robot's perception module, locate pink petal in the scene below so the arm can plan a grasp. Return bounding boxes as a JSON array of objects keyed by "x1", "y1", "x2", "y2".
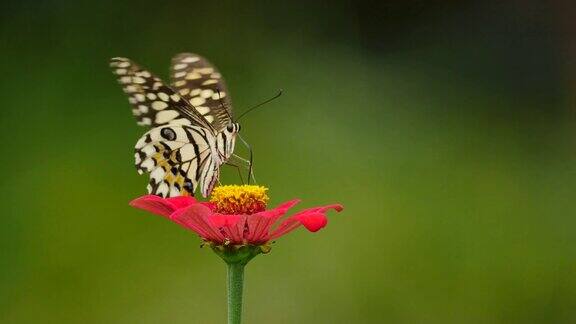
[
  {"x1": 200, "y1": 201, "x2": 217, "y2": 211},
  {"x1": 129, "y1": 195, "x2": 177, "y2": 218},
  {"x1": 297, "y1": 204, "x2": 344, "y2": 214},
  {"x1": 246, "y1": 214, "x2": 274, "y2": 243},
  {"x1": 165, "y1": 196, "x2": 197, "y2": 210},
  {"x1": 249, "y1": 199, "x2": 301, "y2": 226},
  {"x1": 296, "y1": 212, "x2": 327, "y2": 232},
  {"x1": 171, "y1": 204, "x2": 226, "y2": 243},
  {"x1": 270, "y1": 204, "x2": 343, "y2": 239},
  {"x1": 223, "y1": 215, "x2": 247, "y2": 244},
  {"x1": 210, "y1": 214, "x2": 242, "y2": 228},
  {"x1": 246, "y1": 199, "x2": 301, "y2": 243},
  {"x1": 263, "y1": 199, "x2": 301, "y2": 218},
  {"x1": 269, "y1": 218, "x2": 300, "y2": 240}
]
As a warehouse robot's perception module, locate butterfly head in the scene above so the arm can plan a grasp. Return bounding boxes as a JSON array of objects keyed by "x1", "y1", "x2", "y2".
[{"x1": 218, "y1": 122, "x2": 241, "y2": 160}]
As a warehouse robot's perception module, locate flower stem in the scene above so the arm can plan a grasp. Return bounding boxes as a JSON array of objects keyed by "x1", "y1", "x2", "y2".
[
  {"x1": 212, "y1": 245, "x2": 263, "y2": 324},
  {"x1": 227, "y1": 262, "x2": 245, "y2": 324}
]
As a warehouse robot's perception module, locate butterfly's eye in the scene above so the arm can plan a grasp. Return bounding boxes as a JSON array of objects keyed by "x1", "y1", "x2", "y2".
[{"x1": 226, "y1": 124, "x2": 234, "y2": 132}]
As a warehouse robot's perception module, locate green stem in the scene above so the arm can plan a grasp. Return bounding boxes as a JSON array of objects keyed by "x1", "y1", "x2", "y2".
[
  {"x1": 227, "y1": 262, "x2": 245, "y2": 324},
  {"x1": 212, "y1": 245, "x2": 266, "y2": 324}
]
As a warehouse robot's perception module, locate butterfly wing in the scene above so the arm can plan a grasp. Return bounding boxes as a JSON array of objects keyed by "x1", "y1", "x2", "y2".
[
  {"x1": 170, "y1": 53, "x2": 233, "y2": 132},
  {"x1": 134, "y1": 125, "x2": 222, "y2": 197},
  {"x1": 110, "y1": 57, "x2": 215, "y2": 130},
  {"x1": 111, "y1": 56, "x2": 226, "y2": 197}
]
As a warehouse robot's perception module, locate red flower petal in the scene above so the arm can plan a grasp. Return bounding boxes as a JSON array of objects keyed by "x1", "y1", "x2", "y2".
[
  {"x1": 211, "y1": 214, "x2": 242, "y2": 227},
  {"x1": 165, "y1": 196, "x2": 197, "y2": 209},
  {"x1": 270, "y1": 204, "x2": 343, "y2": 239},
  {"x1": 129, "y1": 195, "x2": 178, "y2": 218},
  {"x1": 210, "y1": 214, "x2": 245, "y2": 244},
  {"x1": 246, "y1": 199, "x2": 301, "y2": 243},
  {"x1": 171, "y1": 204, "x2": 226, "y2": 243},
  {"x1": 265, "y1": 199, "x2": 301, "y2": 217},
  {"x1": 130, "y1": 194, "x2": 343, "y2": 246},
  {"x1": 200, "y1": 201, "x2": 217, "y2": 211},
  {"x1": 295, "y1": 212, "x2": 328, "y2": 232}
]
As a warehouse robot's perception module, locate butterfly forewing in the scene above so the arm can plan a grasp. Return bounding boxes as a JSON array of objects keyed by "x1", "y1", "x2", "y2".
[
  {"x1": 110, "y1": 57, "x2": 214, "y2": 130},
  {"x1": 170, "y1": 53, "x2": 233, "y2": 132}
]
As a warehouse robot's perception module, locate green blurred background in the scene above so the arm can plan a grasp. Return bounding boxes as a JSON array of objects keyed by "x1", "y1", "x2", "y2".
[{"x1": 1, "y1": 0, "x2": 575, "y2": 323}]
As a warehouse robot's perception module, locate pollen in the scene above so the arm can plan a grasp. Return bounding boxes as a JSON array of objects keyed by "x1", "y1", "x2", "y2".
[{"x1": 210, "y1": 185, "x2": 269, "y2": 215}]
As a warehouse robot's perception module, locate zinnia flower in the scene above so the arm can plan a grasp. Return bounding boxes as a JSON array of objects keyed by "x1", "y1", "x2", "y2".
[
  {"x1": 129, "y1": 185, "x2": 343, "y2": 251},
  {"x1": 129, "y1": 184, "x2": 343, "y2": 324}
]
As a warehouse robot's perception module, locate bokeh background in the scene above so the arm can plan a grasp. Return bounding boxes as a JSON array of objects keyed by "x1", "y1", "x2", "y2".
[{"x1": 1, "y1": 0, "x2": 575, "y2": 323}]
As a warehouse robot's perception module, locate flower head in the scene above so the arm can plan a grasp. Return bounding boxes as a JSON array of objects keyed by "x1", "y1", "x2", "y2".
[
  {"x1": 210, "y1": 185, "x2": 269, "y2": 215},
  {"x1": 130, "y1": 185, "x2": 343, "y2": 249}
]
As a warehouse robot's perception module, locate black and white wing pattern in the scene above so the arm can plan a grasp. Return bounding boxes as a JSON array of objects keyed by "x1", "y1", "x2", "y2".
[
  {"x1": 134, "y1": 125, "x2": 221, "y2": 198},
  {"x1": 111, "y1": 57, "x2": 228, "y2": 198},
  {"x1": 110, "y1": 57, "x2": 214, "y2": 130},
  {"x1": 170, "y1": 53, "x2": 233, "y2": 132}
]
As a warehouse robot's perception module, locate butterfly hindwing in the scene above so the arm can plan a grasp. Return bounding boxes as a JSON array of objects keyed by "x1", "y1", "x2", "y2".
[
  {"x1": 170, "y1": 53, "x2": 233, "y2": 132},
  {"x1": 110, "y1": 57, "x2": 214, "y2": 130},
  {"x1": 134, "y1": 125, "x2": 221, "y2": 197}
]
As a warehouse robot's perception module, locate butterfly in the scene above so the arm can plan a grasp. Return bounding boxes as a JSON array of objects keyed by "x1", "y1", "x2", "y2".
[{"x1": 110, "y1": 53, "x2": 243, "y2": 198}]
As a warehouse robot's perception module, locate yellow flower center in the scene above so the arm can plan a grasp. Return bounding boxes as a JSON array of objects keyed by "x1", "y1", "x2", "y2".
[{"x1": 210, "y1": 185, "x2": 269, "y2": 215}]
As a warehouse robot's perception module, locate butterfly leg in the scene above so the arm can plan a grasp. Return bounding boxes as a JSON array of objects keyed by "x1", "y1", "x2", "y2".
[
  {"x1": 236, "y1": 134, "x2": 257, "y2": 184},
  {"x1": 231, "y1": 154, "x2": 257, "y2": 184},
  {"x1": 224, "y1": 162, "x2": 245, "y2": 184}
]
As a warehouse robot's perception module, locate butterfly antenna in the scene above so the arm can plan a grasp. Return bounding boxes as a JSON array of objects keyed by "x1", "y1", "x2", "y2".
[{"x1": 236, "y1": 89, "x2": 283, "y2": 121}]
